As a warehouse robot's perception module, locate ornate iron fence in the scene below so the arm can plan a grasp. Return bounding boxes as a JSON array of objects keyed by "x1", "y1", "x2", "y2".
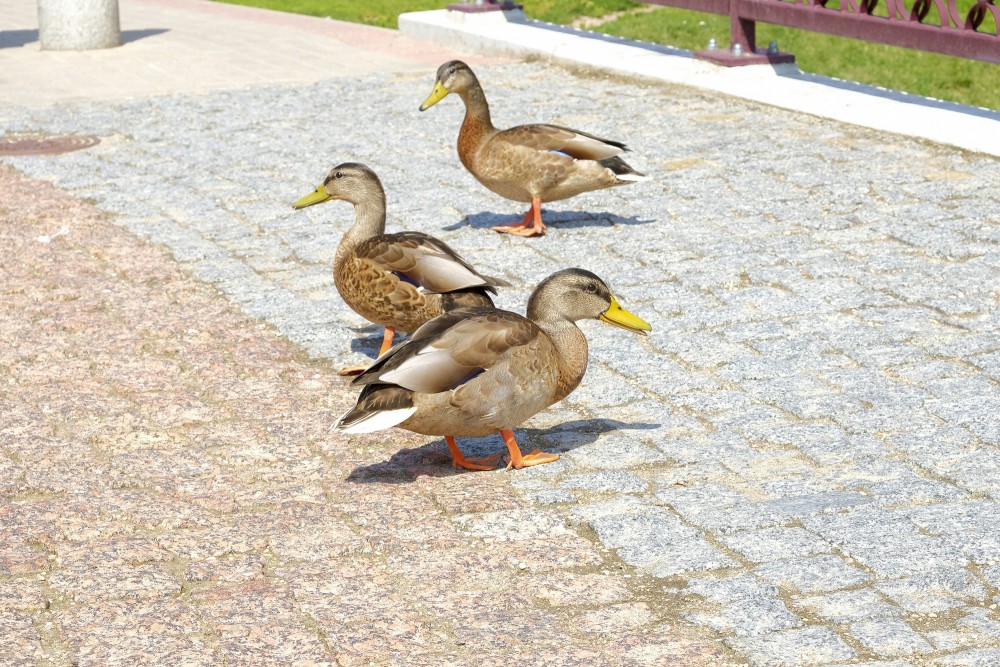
[{"x1": 637, "y1": 0, "x2": 1000, "y2": 65}]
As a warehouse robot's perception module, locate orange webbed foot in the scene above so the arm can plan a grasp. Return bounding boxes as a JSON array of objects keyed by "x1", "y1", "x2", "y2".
[
  {"x1": 341, "y1": 328, "x2": 395, "y2": 376},
  {"x1": 499, "y1": 429, "x2": 559, "y2": 470},
  {"x1": 490, "y1": 224, "x2": 546, "y2": 237},
  {"x1": 505, "y1": 449, "x2": 560, "y2": 469},
  {"x1": 446, "y1": 436, "x2": 501, "y2": 471},
  {"x1": 490, "y1": 198, "x2": 546, "y2": 238}
]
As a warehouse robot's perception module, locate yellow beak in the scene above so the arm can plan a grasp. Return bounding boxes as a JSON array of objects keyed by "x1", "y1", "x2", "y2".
[
  {"x1": 292, "y1": 185, "x2": 331, "y2": 210},
  {"x1": 599, "y1": 296, "x2": 652, "y2": 336},
  {"x1": 419, "y1": 81, "x2": 449, "y2": 111}
]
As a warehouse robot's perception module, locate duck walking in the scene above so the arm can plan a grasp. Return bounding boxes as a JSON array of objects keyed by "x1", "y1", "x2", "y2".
[
  {"x1": 293, "y1": 162, "x2": 508, "y2": 375},
  {"x1": 419, "y1": 60, "x2": 646, "y2": 238},
  {"x1": 334, "y1": 268, "x2": 651, "y2": 470}
]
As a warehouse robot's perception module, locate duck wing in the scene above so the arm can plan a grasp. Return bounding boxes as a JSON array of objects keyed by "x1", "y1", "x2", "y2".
[
  {"x1": 356, "y1": 231, "x2": 508, "y2": 294},
  {"x1": 353, "y1": 307, "x2": 538, "y2": 394},
  {"x1": 497, "y1": 123, "x2": 628, "y2": 161}
]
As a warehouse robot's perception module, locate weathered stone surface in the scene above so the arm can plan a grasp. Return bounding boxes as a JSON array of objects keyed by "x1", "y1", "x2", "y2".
[
  {"x1": 0, "y1": 162, "x2": 730, "y2": 665},
  {"x1": 3, "y1": 2, "x2": 999, "y2": 663}
]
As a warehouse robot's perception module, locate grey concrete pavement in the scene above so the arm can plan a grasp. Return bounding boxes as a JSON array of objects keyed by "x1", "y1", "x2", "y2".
[{"x1": 3, "y1": 1, "x2": 1000, "y2": 665}]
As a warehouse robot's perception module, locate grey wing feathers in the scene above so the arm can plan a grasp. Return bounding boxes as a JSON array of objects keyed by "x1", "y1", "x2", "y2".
[
  {"x1": 353, "y1": 307, "x2": 538, "y2": 394},
  {"x1": 499, "y1": 123, "x2": 628, "y2": 161},
  {"x1": 356, "y1": 232, "x2": 507, "y2": 294}
]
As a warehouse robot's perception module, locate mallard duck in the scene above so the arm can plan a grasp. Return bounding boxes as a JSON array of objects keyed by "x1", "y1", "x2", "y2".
[
  {"x1": 419, "y1": 60, "x2": 646, "y2": 238},
  {"x1": 293, "y1": 162, "x2": 509, "y2": 375},
  {"x1": 334, "y1": 268, "x2": 651, "y2": 470}
]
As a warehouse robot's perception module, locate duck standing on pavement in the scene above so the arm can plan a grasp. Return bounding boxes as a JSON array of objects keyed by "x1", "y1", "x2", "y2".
[
  {"x1": 293, "y1": 162, "x2": 509, "y2": 375},
  {"x1": 419, "y1": 60, "x2": 646, "y2": 238},
  {"x1": 334, "y1": 268, "x2": 651, "y2": 470}
]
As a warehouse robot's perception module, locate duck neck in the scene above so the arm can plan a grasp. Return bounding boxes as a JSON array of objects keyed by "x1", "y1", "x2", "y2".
[
  {"x1": 533, "y1": 316, "x2": 590, "y2": 404},
  {"x1": 457, "y1": 82, "x2": 495, "y2": 166},
  {"x1": 334, "y1": 192, "x2": 386, "y2": 271}
]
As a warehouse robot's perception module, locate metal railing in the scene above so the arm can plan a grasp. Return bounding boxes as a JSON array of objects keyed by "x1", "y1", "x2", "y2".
[{"x1": 638, "y1": 0, "x2": 1000, "y2": 65}]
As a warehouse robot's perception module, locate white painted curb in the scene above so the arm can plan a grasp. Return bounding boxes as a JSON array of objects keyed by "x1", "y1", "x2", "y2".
[{"x1": 399, "y1": 8, "x2": 1000, "y2": 159}]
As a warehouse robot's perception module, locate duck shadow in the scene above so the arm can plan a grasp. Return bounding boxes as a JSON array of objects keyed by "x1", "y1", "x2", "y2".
[
  {"x1": 348, "y1": 325, "x2": 384, "y2": 360},
  {"x1": 442, "y1": 210, "x2": 653, "y2": 232},
  {"x1": 348, "y1": 325, "x2": 411, "y2": 360},
  {"x1": 345, "y1": 418, "x2": 659, "y2": 484}
]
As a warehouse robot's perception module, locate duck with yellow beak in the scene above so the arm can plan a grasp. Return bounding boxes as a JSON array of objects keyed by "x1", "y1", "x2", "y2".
[
  {"x1": 419, "y1": 60, "x2": 646, "y2": 238},
  {"x1": 334, "y1": 268, "x2": 652, "y2": 470},
  {"x1": 292, "y1": 162, "x2": 509, "y2": 375}
]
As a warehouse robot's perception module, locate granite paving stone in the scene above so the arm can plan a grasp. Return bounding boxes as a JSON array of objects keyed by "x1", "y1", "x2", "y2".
[
  {"x1": 0, "y1": 164, "x2": 731, "y2": 665},
  {"x1": 684, "y1": 574, "x2": 804, "y2": 637},
  {"x1": 559, "y1": 470, "x2": 650, "y2": 494},
  {"x1": 3, "y1": 0, "x2": 1000, "y2": 663},
  {"x1": 728, "y1": 626, "x2": 856, "y2": 666},
  {"x1": 753, "y1": 554, "x2": 871, "y2": 595},
  {"x1": 849, "y1": 618, "x2": 935, "y2": 657},
  {"x1": 794, "y1": 588, "x2": 904, "y2": 623},
  {"x1": 720, "y1": 527, "x2": 833, "y2": 564},
  {"x1": 588, "y1": 506, "x2": 739, "y2": 573},
  {"x1": 935, "y1": 650, "x2": 1000, "y2": 667},
  {"x1": 0, "y1": 611, "x2": 47, "y2": 666}
]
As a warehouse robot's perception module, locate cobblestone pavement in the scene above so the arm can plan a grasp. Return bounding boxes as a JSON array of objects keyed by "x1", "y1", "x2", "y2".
[
  {"x1": 0, "y1": 163, "x2": 730, "y2": 666},
  {"x1": 2, "y1": 50, "x2": 1000, "y2": 667}
]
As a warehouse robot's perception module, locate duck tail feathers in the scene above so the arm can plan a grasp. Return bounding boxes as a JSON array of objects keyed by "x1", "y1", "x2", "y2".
[
  {"x1": 336, "y1": 407, "x2": 416, "y2": 434},
  {"x1": 333, "y1": 385, "x2": 416, "y2": 434},
  {"x1": 485, "y1": 274, "x2": 512, "y2": 288},
  {"x1": 600, "y1": 156, "x2": 647, "y2": 182},
  {"x1": 616, "y1": 172, "x2": 649, "y2": 182}
]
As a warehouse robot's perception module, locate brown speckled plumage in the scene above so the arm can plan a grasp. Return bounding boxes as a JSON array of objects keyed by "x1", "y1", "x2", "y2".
[{"x1": 294, "y1": 163, "x2": 508, "y2": 337}]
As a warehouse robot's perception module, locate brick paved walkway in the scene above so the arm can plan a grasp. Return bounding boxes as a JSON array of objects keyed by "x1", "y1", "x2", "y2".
[
  {"x1": 3, "y1": 1, "x2": 1000, "y2": 666},
  {"x1": 0, "y1": 164, "x2": 730, "y2": 665}
]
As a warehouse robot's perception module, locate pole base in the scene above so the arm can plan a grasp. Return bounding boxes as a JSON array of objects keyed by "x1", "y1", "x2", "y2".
[
  {"x1": 694, "y1": 47, "x2": 795, "y2": 67},
  {"x1": 446, "y1": 1, "x2": 523, "y2": 12}
]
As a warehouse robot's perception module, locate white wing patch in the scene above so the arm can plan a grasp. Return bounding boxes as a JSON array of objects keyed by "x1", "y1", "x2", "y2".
[
  {"x1": 413, "y1": 254, "x2": 486, "y2": 293},
  {"x1": 616, "y1": 173, "x2": 649, "y2": 182},
  {"x1": 561, "y1": 133, "x2": 623, "y2": 161},
  {"x1": 379, "y1": 345, "x2": 474, "y2": 393},
  {"x1": 335, "y1": 407, "x2": 417, "y2": 434}
]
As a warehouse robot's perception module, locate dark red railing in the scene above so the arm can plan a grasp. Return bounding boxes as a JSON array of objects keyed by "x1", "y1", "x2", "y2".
[{"x1": 638, "y1": 0, "x2": 1000, "y2": 65}]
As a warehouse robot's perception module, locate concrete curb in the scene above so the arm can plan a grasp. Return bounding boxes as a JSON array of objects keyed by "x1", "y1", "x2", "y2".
[{"x1": 399, "y1": 8, "x2": 1000, "y2": 159}]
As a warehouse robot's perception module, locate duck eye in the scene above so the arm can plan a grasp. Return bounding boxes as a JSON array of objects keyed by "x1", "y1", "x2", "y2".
[
  {"x1": 585, "y1": 282, "x2": 598, "y2": 293},
  {"x1": 334, "y1": 171, "x2": 344, "y2": 179}
]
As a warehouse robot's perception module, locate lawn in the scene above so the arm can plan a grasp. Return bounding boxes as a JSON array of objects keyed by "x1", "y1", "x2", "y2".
[
  {"x1": 214, "y1": 0, "x2": 639, "y2": 27},
  {"x1": 215, "y1": 0, "x2": 1000, "y2": 110},
  {"x1": 596, "y1": 2, "x2": 999, "y2": 110}
]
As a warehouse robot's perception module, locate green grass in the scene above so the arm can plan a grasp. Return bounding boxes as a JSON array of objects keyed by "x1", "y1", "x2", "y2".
[
  {"x1": 597, "y1": 3, "x2": 999, "y2": 110},
  {"x1": 215, "y1": 0, "x2": 1000, "y2": 110},
  {"x1": 216, "y1": 0, "x2": 440, "y2": 28},
  {"x1": 214, "y1": 0, "x2": 636, "y2": 28}
]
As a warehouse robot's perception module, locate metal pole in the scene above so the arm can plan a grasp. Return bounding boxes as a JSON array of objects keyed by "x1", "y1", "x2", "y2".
[{"x1": 730, "y1": 0, "x2": 758, "y2": 52}]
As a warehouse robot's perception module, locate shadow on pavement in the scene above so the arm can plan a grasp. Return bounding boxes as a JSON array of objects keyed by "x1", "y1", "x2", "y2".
[
  {"x1": 346, "y1": 418, "x2": 660, "y2": 484},
  {"x1": 0, "y1": 28, "x2": 168, "y2": 49},
  {"x1": 444, "y1": 210, "x2": 653, "y2": 232},
  {"x1": 121, "y1": 28, "x2": 169, "y2": 44},
  {"x1": 0, "y1": 29, "x2": 37, "y2": 48},
  {"x1": 348, "y1": 325, "x2": 387, "y2": 359}
]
